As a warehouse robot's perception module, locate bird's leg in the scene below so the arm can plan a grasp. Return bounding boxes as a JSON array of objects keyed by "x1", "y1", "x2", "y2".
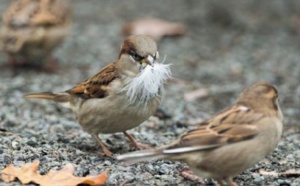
[
  {"x1": 92, "y1": 134, "x2": 113, "y2": 157},
  {"x1": 123, "y1": 131, "x2": 151, "y2": 149},
  {"x1": 227, "y1": 178, "x2": 238, "y2": 186},
  {"x1": 180, "y1": 168, "x2": 205, "y2": 184}
]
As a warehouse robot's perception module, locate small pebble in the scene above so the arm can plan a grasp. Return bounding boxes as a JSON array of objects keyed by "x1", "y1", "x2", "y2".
[{"x1": 11, "y1": 141, "x2": 20, "y2": 150}]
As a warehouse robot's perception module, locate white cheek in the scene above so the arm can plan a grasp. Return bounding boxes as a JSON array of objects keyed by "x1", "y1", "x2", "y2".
[{"x1": 130, "y1": 56, "x2": 136, "y2": 63}]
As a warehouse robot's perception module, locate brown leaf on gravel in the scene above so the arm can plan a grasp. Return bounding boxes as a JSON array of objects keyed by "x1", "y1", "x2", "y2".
[
  {"x1": 123, "y1": 18, "x2": 186, "y2": 41},
  {"x1": 259, "y1": 169, "x2": 300, "y2": 177},
  {"x1": 184, "y1": 88, "x2": 209, "y2": 101},
  {"x1": 292, "y1": 14, "x2": 300, "y2": 35},
  {"x1": 1, "y1": 161, "x2": 108, "y2": 186}
]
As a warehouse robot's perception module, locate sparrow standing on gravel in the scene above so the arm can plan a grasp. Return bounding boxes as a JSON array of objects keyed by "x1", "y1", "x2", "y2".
[
  {"x1": 0, "y1": 0, "x2": 72, "y2": 71},
  {"x1": 25, "y1": 35, "x2": 171, "y2": 156},
  {"x1": 117, "y1": 82, "x2": 283, "y2": 185}
]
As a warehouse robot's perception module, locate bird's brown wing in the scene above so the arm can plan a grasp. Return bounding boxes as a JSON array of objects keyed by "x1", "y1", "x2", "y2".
[
  {"x1": 163, "y1": 105, "x2": 264, "y2": 154},
  {"x1": 67, "y1": 63, "x2": 120, "y2": 99}
]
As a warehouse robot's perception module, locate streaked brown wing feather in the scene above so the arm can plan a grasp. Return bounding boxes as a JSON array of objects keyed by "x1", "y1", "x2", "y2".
[
  {"x1": 3, "y1": 0, "x2": 40, "y2": 27},
  {"x1": 67, "y1": 63, "x2": 119, "y2": 99},
  {"x1": 166, "y1": 105, "x2": 264, "y2": 151},
  {"x1": 3, "y1": 0, "x2": 71, "y2": 27}
]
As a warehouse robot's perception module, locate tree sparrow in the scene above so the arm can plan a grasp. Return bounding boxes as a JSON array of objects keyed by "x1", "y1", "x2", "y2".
[
  {"x1": 25, "y1": 35, "x2": 171, "y2": 156},
  {"x1": 117, "y1": 82, "x2": 283, "y2": 185},
  {"x1": 0, "y1": 0, "x2": 72, "y2": 70}
]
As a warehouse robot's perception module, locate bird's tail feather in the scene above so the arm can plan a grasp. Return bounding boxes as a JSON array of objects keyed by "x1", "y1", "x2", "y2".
[
  {"x1": 116, "y1": 148, "x2": 166, "y2": 165},
  {"x1": 24, "y1": 92, "x2": 70, "y2": 103}
]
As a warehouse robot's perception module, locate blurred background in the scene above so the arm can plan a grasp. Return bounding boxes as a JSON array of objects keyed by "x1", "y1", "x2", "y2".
[{"x1": 0, "y1": 0, "x2": 299, "y2": 185}]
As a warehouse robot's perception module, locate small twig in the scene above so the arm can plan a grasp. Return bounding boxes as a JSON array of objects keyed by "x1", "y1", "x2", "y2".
[
  {"x1": 120, "y1": 180, "x2": 130, "y2": 186},
  {"x1": 0, "y1": 128, "x2": 20, "y2": 138},
  {"x1": 259, "y1": 169, "x2": 300, "y2": 177},
  {"x1": 180, "y1": 168, "x2": 205, "y2": 184}
]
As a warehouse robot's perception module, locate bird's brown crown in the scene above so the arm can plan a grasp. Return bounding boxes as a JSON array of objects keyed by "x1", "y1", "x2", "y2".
[
  {"x1": 118, "y1": 35, "x2": 157, "y2": 59},
  {"x1": 236, "y1": 82, "x2": 280, "y2": 115},
  {"x1": 241, "y1": 82, "x2": 278, "y2": 100}
]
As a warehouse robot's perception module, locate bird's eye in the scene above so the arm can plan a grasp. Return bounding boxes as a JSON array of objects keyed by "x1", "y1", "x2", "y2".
[{"x1": 130, "y1": 52, "x2": 143, "y2": 61}]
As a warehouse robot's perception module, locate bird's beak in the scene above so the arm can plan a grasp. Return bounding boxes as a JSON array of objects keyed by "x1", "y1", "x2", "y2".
[{"x1": 142, "y1": 55, "x2": 155, "y2": 66}]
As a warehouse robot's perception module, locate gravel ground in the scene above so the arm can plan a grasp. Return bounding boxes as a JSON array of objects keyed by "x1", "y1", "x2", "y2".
[{"x1": 0, "y1": 0, "x2": 300, "y2": 185}]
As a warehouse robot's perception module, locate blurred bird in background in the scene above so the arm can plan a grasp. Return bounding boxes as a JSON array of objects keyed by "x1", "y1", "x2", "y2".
[{"x1": 0, "y1": 0, "x2": 72, "y2": 71}]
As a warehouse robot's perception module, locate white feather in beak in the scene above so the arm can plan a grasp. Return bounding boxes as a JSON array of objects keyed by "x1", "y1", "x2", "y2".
[{"x1": 124, "y1": 58, "x2": 171, "y2": 105}]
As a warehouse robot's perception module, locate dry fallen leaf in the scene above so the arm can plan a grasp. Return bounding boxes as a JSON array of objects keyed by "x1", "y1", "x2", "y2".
[
  {"x1": 292, "y1": 14, "x2": 300, "y2": 35},
  {"x1": 1, "y1": 161, "x2": 108, "y2": 186},
  {"x1": 123, "y1": 18, "x2": 186, "y2": 41},
  {"x1": 259, "y1": 169, "x2": 300, "y2": 177}
]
